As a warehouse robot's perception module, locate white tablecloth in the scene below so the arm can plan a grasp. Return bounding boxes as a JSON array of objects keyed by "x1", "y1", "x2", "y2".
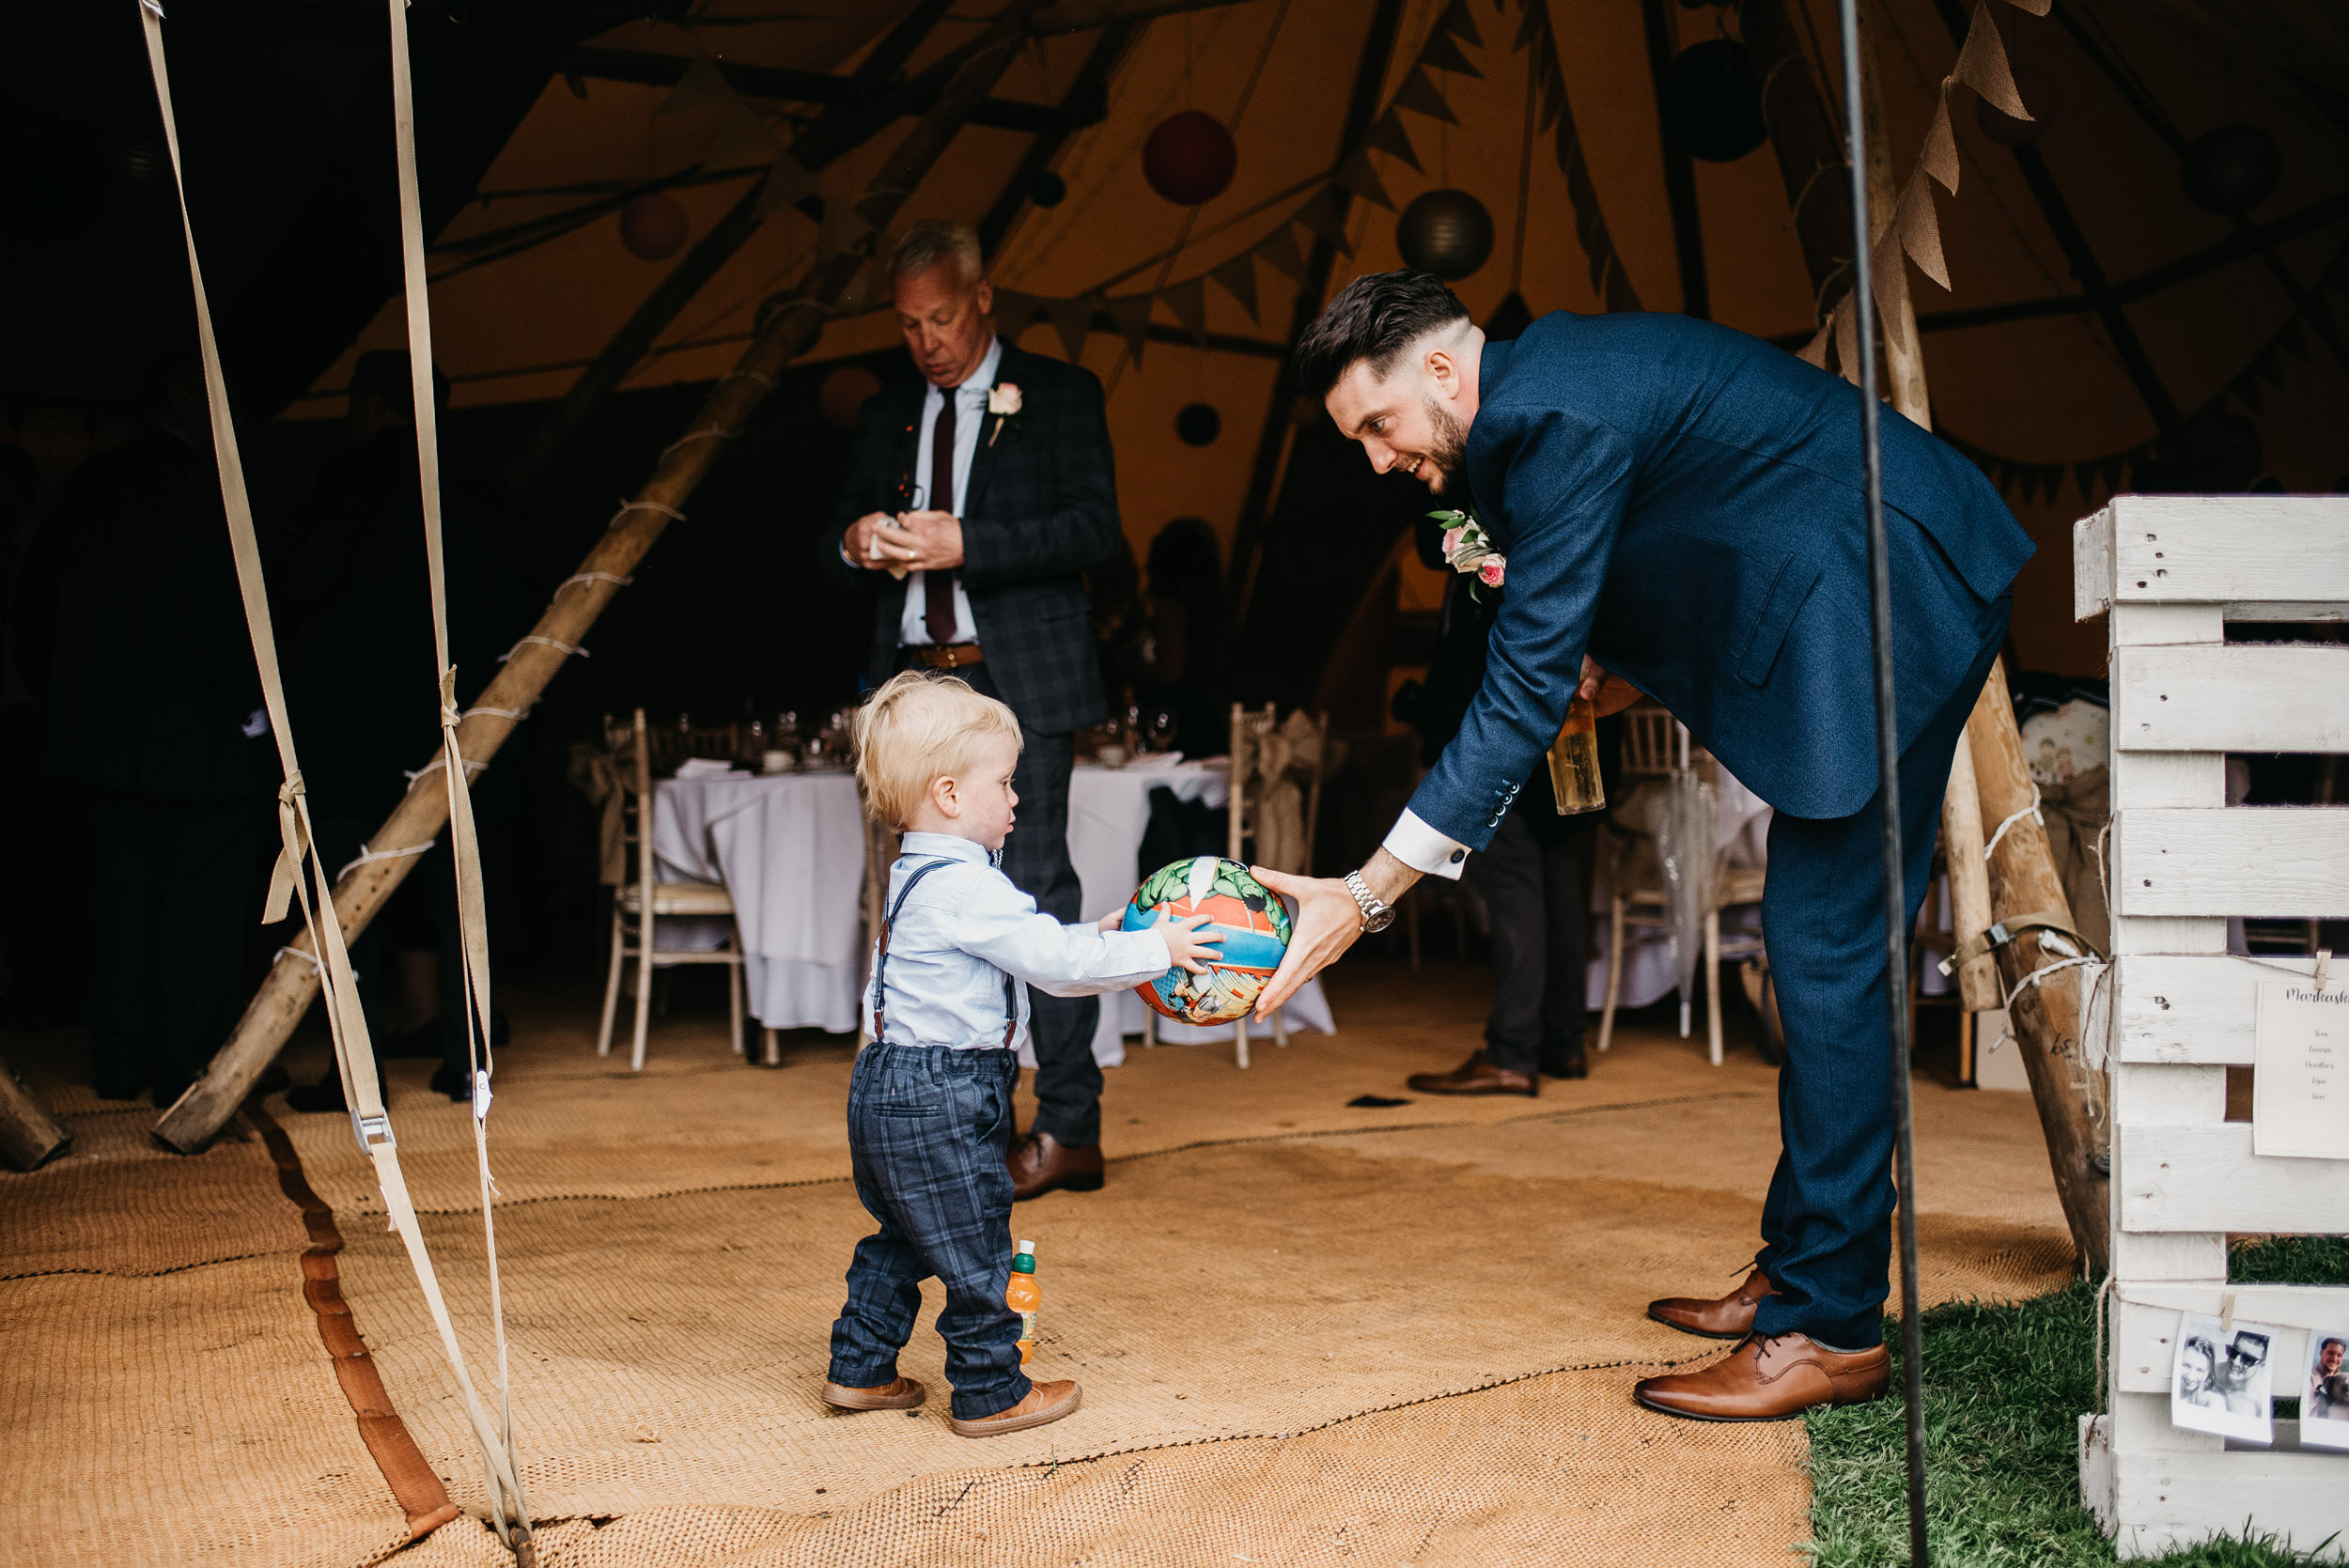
[
  {"x1": 1584, "y1": 768, "x2": 1771, "y2": 1011},
  {"x1": 650, "y1": 755, "x2": 1333, "y2": 1063}
]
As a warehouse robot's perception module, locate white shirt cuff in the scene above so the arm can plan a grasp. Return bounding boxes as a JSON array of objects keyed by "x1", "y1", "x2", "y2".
[{"x1": 1382, "y1": 809, "x2": 1469, "y2": 880}]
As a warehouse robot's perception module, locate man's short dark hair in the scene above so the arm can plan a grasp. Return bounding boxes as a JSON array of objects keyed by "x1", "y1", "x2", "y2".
[{"x1": 1292, "y1": 270, "x2": 1470, "y2": 401}]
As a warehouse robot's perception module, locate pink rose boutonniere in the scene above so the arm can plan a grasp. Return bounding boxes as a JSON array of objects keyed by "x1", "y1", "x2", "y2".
[
  {"x1": 1431, "y1": 507, "x2": 1504, "y2": 598},
  {"x1": 987, "y1": 382, "x2": 1023, "y2": 447}
]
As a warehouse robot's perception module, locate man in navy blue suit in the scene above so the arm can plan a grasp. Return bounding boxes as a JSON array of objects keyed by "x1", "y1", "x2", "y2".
[{"x1": 1253, "y1": 272, "x2": 2031, "y2": 1421}]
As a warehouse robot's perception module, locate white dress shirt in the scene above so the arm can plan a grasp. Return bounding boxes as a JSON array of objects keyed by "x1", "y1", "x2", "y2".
[
  {"x1": 896, "y1": 334, "x2": 1002, "y2": 647},
  {"x1": 863, "y1": 831, "x2": 1172, "y2": 1050},
  {"x1": 1382, "y1": 810, "x2": 1471, "y2": 880}
]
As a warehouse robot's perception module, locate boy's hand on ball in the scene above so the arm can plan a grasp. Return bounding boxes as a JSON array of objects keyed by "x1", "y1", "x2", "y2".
[
  {"x1": 1097, "y1": 910, "x2": 1125, "y2": 933},
  {"x1": 1158, "y1": 910, "x2": 1225, "y2": 975}
]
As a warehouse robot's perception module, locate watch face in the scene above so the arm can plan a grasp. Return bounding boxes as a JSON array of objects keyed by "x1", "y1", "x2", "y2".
[{"x1": 1362, "y1": 906, "x2": 1396, "y2": 934}]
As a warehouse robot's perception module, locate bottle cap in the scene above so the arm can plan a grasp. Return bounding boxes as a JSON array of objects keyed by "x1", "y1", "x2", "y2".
[{"x1": 1016, "y1": 1239, "x2": 1035, "y2": 1253}]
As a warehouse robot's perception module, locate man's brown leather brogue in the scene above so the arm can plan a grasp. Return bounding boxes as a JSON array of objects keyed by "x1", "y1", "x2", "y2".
[
  {"x1": 1405, "y1": 1050, "x2": 1538, "y2": 1097},
  {"x1": 1647, "y1": 1267, "x2": 1778, "y2": 1339},
  {"x1": 1008, "y1": 1131, "x2": 1104, "y2": 1201},
  {"x1": 1632, "y1": 1332, "x2": 1890, "y2": 1421}
]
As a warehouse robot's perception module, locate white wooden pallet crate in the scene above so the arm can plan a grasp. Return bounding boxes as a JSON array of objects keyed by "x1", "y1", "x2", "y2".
[{"x1": 2073, "y1": 495, "x2": 2349, "y2": 1560}]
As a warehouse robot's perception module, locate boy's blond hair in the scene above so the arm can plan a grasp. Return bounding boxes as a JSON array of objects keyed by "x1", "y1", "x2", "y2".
[{"x1": 852, "y1": 670, "x2": 1023, "y2": 829}]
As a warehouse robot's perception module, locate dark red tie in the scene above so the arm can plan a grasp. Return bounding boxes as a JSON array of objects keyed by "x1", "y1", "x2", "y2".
[{"x1": 923, "y1": 389, "x2": 958, "y2": 645}]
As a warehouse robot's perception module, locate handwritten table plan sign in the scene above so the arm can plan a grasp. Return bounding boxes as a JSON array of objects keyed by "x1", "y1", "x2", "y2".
[{"x1": 2253, "y1": 981, "x2": 2348, "y2": 1160}]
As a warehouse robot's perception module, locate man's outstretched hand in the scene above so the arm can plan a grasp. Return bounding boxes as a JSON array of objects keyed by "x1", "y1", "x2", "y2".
[
  {"x1": 1578, "y1": 655, "x2": 1645, "y2": 717},
  {"x1": 1251, "y1": 850, "x2": 1422, "y2": 1013}
]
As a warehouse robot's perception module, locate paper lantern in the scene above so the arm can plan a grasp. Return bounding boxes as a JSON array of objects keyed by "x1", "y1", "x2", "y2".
[
  {"x1": 820, "y1": 365, "x2": 883, "y2": 429},
  {"x1": 1143, "y1": 111, "x2": 1237, "y2": 206},
  {"x1": 2181, "y1": 124, "x2": 2280, "y2": 215},
  {"x1": 1029, "y1": 170, "x2": 1067, "y2": 208},
  {"x1": 1396, "y1": 190, "x2": 1494, "y2": 281},
  {"x1": 620, "y1": 192, "x2": 689, "y2": 260},
  {"x1": 1175, "y1": 402, "x2": 1221, "y2": 446},
  {"x1": 1657, "y1": 39, "x2": 1767, "y2": 163},
  {"x1": 1974, "y1": 65, "x2": 2055, "y2": 147}
]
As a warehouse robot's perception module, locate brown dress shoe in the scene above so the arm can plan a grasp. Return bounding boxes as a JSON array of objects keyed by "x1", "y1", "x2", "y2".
[
  {"x1": 1405, "y1": 1050, "x2": 1538, "y2": 1097},
  {"x1": 1008, "y1": 1132, "x2": 1104, "y2": 1201},
  {"x1": 951, "y1": 1378, "x2": 1082, "y2": 1437},
  {"x1": 1633, "y1": 1332, "x2": 1890, "y2": 1422},
  {"x1": 1648, "y1": 1267, "x2": 1778, "y2": 1339},
  {"x1": 821, "y1": 1374, "x2": 926, "y2": 1410}
]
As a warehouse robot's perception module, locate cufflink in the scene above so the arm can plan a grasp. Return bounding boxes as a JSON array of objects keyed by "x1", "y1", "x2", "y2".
[{"x1": 1449, "y1": 849, "x2": 1466, "y2": 863}]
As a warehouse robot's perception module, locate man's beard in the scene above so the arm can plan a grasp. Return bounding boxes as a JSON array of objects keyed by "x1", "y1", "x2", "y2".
[{"x1": 1422, "y1": 395, "x2": 1467, "y2": 486}]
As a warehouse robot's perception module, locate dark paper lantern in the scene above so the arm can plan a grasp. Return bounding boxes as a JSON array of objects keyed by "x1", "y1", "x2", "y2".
[
  {"x1": 1396, "y1": 189, "x2": 1495, "y2": 281},
  {"x1": 1029, "y1": 170, "x2": 1067, "y2": 208},
  {"x1": 2180, "y1": 124, "x2": 2280, "y2": 215},
  {"x1": 1658, "y1": 39, "x2": 1768, "y2": 163},
  {"x1": 1974, "y1": 65, "x2": 2055, "y2": 147},
  {"x1": 1143, "y1": 111, "x2": 1237, "y2": 206},
  {"x1": 619, "y1": 192, "x2": 690, "y2": 260},
  {"x1": 1175, "y1": 401, "x2": 1221, "y2": 446},
  {"x1": 820, "y1": 365, "x2": 884, "y2": 430}
]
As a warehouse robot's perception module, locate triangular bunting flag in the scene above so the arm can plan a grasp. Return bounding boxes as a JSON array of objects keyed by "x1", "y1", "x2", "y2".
[
  {"x1": 1331, "y1": 147, "x2": 1396, "y2": 211},
  {"x1": 2002, "y1": 0, "x2": 2051, "y2": 15},
  {"x1": 1535, "y1": 55, "x2": 1566, "y2": 132},
  {"x1": 1391, "y1": 66, "x2": 1459, "y2": 125},
  {"x1": 1045, "y1": 293, "x2": 1097, "y2": 362},
  {"x1": 1209, "y1": 252, "x2": 1260, "y2": 319},
  {"x1": 1295, "y1": 188, "x2": 1357, "y2": 255},
  {"x1": 1832, "y1": 292, "x2": 1862, "y2": 385},
  {"x1": 2252, "y1": 345, "x2": 2287, "y2": 385},
  {"x1": 2074, "y1": 461, "x2": 2100, "y2": 501},
  {"x1": 991, "y1": 289, "x2": 1044, "y2": 344},
  {"x1": 1952, "y1": 0, "x2": 2028, "y2": 120},
  {"x1": 1919, "y1": 91, "x2": 1960, "y2": 194},
  {"x1": 1438, "y1": 0, "x2": 1483, "y2": 47},
  {"x1": 704, "y1": 102, "x2": 777, "y2": 171},
  {"x1": 661, "y1": 55, "x2": 735, "y2": 116},
  {"x1": 1255, "y1": 222, "x2": 1310, "y2": 283},
  {"x1": 1418, "y1": 28, "x2": 1483, "y2": 78},
  {"x1": 1513, "y1": 0, "x2": 1548, "y2": 56},
  {"x1": 1104, "y1": 292, "x2": 1154, "y2": 365},
  {"x1": 1161, "y1": 277, "x2": 1209, "y2": 345},
  {"x1": 1364, "y1": 108, "x2": 1423, "y2": 173},
  {"x1": 754, "y1": 151, "x2": 818, "y2": 218},
  {"x1": 1895, "y1": 177, "x2": 1950, "y2": 292},
  {"x1": 1796, "y1": 314, "x2": 1832, "y2": 369},
  {"x1": 1870, "y1": 225, "x2": 1912, "y2": 360}
]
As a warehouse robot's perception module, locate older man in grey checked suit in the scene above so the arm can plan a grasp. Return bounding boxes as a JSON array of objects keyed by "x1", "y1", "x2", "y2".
[{"x1": 820, "y1": 219, "x2": 1123, "y2": 1202}]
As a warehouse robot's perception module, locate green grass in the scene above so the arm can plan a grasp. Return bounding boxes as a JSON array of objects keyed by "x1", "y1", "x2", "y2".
[{"x1": 1803, "y1": 1237, "x2": 2349, "y2": 1568}]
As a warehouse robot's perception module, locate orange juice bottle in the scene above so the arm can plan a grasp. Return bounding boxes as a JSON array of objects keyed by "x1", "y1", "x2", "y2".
[{"x1": 1007, "y1": 1239, "x2": 1039, "y2": 1364}]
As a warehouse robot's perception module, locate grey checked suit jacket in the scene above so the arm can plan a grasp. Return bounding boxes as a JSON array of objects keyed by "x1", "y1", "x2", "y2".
[{"x1": 819, "y1": 340, "x2": 1120, "y2": 736}]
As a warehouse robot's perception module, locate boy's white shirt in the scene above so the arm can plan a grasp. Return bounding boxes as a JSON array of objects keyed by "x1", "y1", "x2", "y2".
[{"x1": 863, "y1": 831, "x2": 1172, "y2": 1050}]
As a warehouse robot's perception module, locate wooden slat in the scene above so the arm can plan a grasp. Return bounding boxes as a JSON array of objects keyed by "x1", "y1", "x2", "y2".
[
  {"x1": 2107, "y1": 495, "x2": 2349, "y2": 607},
  {"x1": 2115, "y1": 808, "x2": 2349, "y2": 919},
  {"x1": 2111, "y1": 601, "x2": 2223, "y2": 648},
  {"x1": 2106, "y1": 1390, "x2": 2225, "y2": 1455},
  {"x1": 2112, "y1": 1284, "x2": 2349, "y2": 1394},
  {"x1": 2119, "y1": 1122, "x2": 2349, "y2": 1234},
  {"x1": 2106, "y1": 1446, "x2": 2349, "y2": 1560},
  {"x1": 2076, "y1": 509, "x2": 2113, "y2": 621},
  {"x1": 2114, "y1": 644, "x2": 2349, "y2": 753},
  {"x1": 2111, "y1": 1062, "x2": 2225, "y2": 1125},
  {"x1": 2114, "y1": 954, "x2": 2331, "y2": 1063}
]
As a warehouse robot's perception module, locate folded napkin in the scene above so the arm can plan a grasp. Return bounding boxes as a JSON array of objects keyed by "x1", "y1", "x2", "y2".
[{"x1": 675, "y1": 757, "x2": 750, "y2": 780}]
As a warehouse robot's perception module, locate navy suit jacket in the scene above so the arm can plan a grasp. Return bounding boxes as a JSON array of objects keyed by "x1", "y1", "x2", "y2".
[
  {"x1": 1412, "y1": 310, "x2": 2032, "y2": 846},
  {"x1": 819, "y1": 339, "x2": 1120, "y2": 735}
]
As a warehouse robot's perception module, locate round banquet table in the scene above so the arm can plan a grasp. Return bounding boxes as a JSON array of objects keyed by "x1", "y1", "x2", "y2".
[{"x1": 651, "y1": 755, "x2": 1334, "y2": 1066}]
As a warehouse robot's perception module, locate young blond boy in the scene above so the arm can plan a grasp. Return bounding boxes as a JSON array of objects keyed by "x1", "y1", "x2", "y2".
[{"x1": 822, "y1": 672, "x2": 1221, "y2": 1436}]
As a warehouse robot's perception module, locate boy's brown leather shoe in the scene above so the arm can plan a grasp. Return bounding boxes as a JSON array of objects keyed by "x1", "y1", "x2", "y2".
[
  {"x1": 1632, "y1": 1333, "x2": 1890, "y2": 1422},
  {"x1": 951, "y1": 1378, "x2": 1082, "y2": 1437},
  {"x1": 821, "y1": 1375, "x2": 926, "y2": 1410},
  {"x1": 1647, "y1": 1267, "x2": 1777, "y2": 1339}
]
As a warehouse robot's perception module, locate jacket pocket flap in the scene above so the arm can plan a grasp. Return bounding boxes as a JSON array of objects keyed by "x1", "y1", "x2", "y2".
[{"x1": 1737, "y1": 556, "x2": 1821, "y2": 687}]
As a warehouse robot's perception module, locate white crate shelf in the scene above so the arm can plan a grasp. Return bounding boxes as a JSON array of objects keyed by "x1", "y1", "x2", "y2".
[{"x1": 2074, "y1": 495, "x2": 2349, "y2": 1562}]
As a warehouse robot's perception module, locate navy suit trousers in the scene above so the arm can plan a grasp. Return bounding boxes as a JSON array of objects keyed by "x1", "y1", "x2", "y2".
[{"x1": 1748, "y1": 596, "x2": 2010, "y2": 1351}]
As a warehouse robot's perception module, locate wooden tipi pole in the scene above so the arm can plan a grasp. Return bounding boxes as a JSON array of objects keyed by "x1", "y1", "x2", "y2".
[
  {"x1": 0, "y1": 1057, "x2": 70, "y2": 1172},
  {"x1": 156, "y1": 4, "x2": 1050, "y2": 1155}
]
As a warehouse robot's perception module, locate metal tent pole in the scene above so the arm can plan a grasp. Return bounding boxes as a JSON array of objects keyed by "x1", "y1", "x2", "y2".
[{"x1": 1831, "y1": 0, "x2": 1929, "y2": 1561}]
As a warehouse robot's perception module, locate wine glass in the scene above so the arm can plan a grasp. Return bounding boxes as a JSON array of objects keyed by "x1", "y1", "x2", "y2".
[{"x1": 1145, "y1": 706, "x2": 1179, "y2": 756}]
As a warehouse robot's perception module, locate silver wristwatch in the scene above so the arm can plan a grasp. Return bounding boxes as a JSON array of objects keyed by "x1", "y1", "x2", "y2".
[{"x1": 1343, "y1": 870, "x2": 1397, "y2": 934}]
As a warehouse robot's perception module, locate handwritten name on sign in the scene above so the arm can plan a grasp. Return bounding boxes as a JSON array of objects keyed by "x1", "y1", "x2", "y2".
[{"x1": 2254, "y1": 981, "x2": 2347, "y2": 1160}]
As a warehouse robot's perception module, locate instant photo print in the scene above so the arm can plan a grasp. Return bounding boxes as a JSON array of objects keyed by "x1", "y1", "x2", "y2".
[
  {"x1": 2303, "y1": 1329, "x2": 2349, "y2": 1452},
  {"x1": 2170, "y1": 1312, "x2": 2278, "y2": 1445}
]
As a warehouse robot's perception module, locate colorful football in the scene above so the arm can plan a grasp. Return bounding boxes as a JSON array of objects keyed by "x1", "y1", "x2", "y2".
[{"x1": 1123, "y1": 857, "x2": 1292, "y2": 1024}]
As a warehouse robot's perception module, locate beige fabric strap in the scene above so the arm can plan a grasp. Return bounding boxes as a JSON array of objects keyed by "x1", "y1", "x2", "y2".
[
  {"x1": 386, "y1": 0, "x2": 530, "y2": 1545},
  {"x1": 1940, "y1": 908, "x2": 2097, "y2": 973},
  {"x1": 137, "y1": 3, "x2": 530, "y2": 1547}
]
